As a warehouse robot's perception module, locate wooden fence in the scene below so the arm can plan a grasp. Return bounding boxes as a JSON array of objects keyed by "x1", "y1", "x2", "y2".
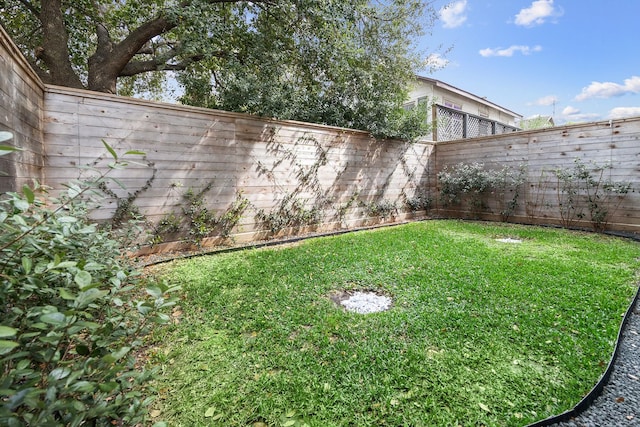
[
  {"x1": 433, "y1": 118, "x2": 640, "y2": 232},
  {"x1": 40, "y1": 86, "x2": 640, "y2": 250},
  {"x1": 0, "y1": 25, "x2": 45, "y2": 193},
  {"x1": 44, "y1": 86, "x2": 433, "y2": 251}
]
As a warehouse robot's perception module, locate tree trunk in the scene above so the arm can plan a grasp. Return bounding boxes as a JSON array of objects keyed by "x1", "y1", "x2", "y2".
[
  {"x1": 87, "y1": 16, "x2": 177, "y2": 93},
  {"x1": 87, "y1": 22, "x2": 118, "y2": 93},
  {"x1": 39, "y1": 0, "x2": 84, "y2": 89}
]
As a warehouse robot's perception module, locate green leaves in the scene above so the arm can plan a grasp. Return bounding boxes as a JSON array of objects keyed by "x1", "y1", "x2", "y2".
[
  {"x1": 0, "y1": 145, "x2": 21, "y2": 156},
  {"x1": 0, "y1": 326, "x2": 18, "y2": 337},
  {"x1": 75, "y1": 288, "x2": 110, "y2": 308},
  {"x1": 74, "y1": 270, "x2": 92, "y2": 289},
  {"x1": 177, "y1": 0, "x2": 435, "y2": 139},
  {"x1": 103, "y1": 140, "x2": 119, "y2": 161},
  {"x1": 22, "y1": 185, "x2": 34, "y2": 204},
  {"x1": 0, "y1": 158, "x2": 179, "y2": 425},
  {"x1": 0, "y1": 131, "x2": 14, "y2": 143},
  {"x1": 0, "y1": 340, "x2": 19, "y2": 355},
  {"x1": 0, "y1": 131, "x2": 20, "y2": 166},
  {"x1": 40, "y1": 312, "x2": 67, "y2": 326},
  {"x1": 0, "y1": 327, "x2": 19, "y2": 355}
]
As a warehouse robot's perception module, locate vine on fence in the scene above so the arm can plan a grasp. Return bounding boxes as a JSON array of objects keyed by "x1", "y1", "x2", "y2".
[
  {"x1": 438, "y1": 159, "x2": 633, "y2": 232},
  {"x1": 554, "y1": 159, "x2": 632, "y2": 231},
  {"x1": 100, "y1": 165, "x2": 156, "y2": 228},
  {"x1": 439, "y1": 162, "x2": 492, "y2": 218},
  {"x1": 492, "y1": 164, "x2": 527, "y2": 222},
  {"x1": 337, "y1": 191, "x2": 360, "y2": 223},
  {"x1": 152, "y1": 184, "x2": 251, "y2": 246},
  {"x1": 181, "y1": 183, "x2": 217, "y2": 245},
  {"x1": 525, "y1": 168, "x2": 553, "y2": 221},
  {"x1": 405, "y1": 190, "x2": 432, "y2": 212},
  {"x1": 256, "y1": 194, "x2": 324, "y2": 234},
  {"x1": 367, "y1": 199, "x2": 397, "y2": 219},
  {"x1": 218, "y1": 191, "x2": 251, "y2": 238},
  {"x1": 255, "y1": 132, "x2": 332, "y2": 235}
]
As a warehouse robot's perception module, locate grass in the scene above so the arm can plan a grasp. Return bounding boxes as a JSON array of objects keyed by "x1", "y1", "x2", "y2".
[{"x1": 147, "y1": 220, "x2": 639, "y2": 426}]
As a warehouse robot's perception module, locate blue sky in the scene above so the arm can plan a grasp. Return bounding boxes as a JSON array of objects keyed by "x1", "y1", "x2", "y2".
[{"x1": 418, "y1": 0, "x2": 640, "y2": 124}]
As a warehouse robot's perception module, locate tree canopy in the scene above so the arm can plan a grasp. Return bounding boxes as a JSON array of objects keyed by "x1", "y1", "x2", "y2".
[{"x1": 0, "y1": 0, "x2": 440, "y2": 139}]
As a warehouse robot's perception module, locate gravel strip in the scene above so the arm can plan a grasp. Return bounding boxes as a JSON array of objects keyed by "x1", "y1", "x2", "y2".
[{"x1": 549, "y1": 297, "x2": 640, "y2": 427}]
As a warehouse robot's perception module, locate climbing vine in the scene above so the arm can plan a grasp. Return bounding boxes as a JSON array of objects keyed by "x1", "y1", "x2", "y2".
[
  {"x1": 98, "y1": 162, "x2": 156, "y2": 228},
  {"x1": 255, "y1": 131, "x2": 332, "y2": 235},
  {"x1": 553, "y1": 159, "x2": 632, "y2": 231},
  {"x1": 151, "y1": 183, "x2": 251, "y2": 246},
  {"x1": 367, "y1": 199, "x2": 397, "y2": 219},
  {"x1": 438, "y1": 162, "x2": 526, "y2": 220},
  {"x1": 256, "y1": 195, "x2": 323, "y2": 234}
]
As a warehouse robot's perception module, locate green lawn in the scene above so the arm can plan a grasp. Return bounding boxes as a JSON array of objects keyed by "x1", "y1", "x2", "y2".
[{"x1": 147, "y1": 220, "x2": 639, "y2": 426}]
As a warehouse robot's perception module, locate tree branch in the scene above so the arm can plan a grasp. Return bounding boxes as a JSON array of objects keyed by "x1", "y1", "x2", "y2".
[
  {"x1": 16, "y1": 0, "x2": 40, "y2": 16},
  {"x1": 95, "y1": 22, "x2": 112, "y2": 52},
  {"x1": 88, "y1": 0, "x2": 278, "y2": 92},
  {"x1": 120, "y1": 54, "x2": 207, "y2": 77}
]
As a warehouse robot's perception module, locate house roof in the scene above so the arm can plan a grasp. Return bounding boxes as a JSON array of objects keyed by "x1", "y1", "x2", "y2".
[
  {"x1": 519, "y1": 115, "x2": 555, "y2": 129},
  {"x1": 414, "y1": 75, "x2": 523, "y2": 119}
]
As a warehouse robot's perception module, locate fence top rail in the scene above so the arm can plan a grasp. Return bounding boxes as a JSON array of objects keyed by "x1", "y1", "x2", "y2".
[
  {"x1": 45, "y1": 84, "x2": 379, "y2": 138},
  {"x1": 0, "y1": 23, "x2": 45, "y2": 91}
]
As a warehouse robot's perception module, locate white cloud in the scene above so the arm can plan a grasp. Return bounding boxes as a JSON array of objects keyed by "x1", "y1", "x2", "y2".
[
  {"x1": 479, "y1": 45, "x2": 542, "y2": 57},
  {"x1": 560, "y1": 105, "x2": 600, "y2": 123},
  {"x1": 440, "y1": 0, "x2": 468, "y2": 29},
  {"x1": 514, "y1": 0, "x2": 562, "y2": 27},
  {"x1": 609, "y1": 107, "x2": 640, "y2": 119},
  {"x1": 562, "y1": 106, "x2": 580, "y2": 116},
  {"x1": 424, "y1": 53, "x2": 449, "y2": 70},
  {"x1": 575, "y1": 76, "x2": 640, "y2": 101},
  {"x1": 532, "y1": 95, "x2": 558, "y2": 106}
]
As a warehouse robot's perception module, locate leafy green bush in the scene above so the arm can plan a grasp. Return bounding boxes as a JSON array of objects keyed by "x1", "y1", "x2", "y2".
[
  {"x1": 0, "y1": 146, "x2": 178, "y2": 426},
  {"x1": 438, "y1": 162, "x2": 494, "y2": 216},
  {"x1": 438, "y1": 162, "x2": 526, "y2": 220},
  {"x1": 405, "y1": 191, "x2": 432, "y2": 212},
  {"x1": 367, "y1": 199, "x2": 397, "y2": 219},
  {"x1": 257, "y1": 196, "x2": 323, "y2": 234}
]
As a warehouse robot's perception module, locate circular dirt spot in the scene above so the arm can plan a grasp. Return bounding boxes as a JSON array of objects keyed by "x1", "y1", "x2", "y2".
[{"x1": 330, "y1": 290, "x2": 392, "y2": 314}]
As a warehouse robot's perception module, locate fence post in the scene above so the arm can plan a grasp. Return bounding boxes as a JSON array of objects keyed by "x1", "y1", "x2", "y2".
[{"x1": 463, "y1": 114, "x2": 469, "y2": 139}]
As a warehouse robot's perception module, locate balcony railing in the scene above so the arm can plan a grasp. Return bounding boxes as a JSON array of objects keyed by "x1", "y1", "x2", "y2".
[{"x1": 435, "y1": 105, "x2": 519, "y2": 142}]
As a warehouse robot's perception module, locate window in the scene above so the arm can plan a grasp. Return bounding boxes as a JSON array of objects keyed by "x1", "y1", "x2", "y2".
[
  {"x1": 402, "y1": 102, "x2": 416, "y2": 111},
  {"x1": 443, "y1": 98, "x2": 462, "y2": 110}
]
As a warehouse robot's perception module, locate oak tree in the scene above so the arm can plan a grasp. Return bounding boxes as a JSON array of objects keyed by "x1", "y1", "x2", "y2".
[{"x1": 0, "y1": 0, "x2": 439, "y2": 138}]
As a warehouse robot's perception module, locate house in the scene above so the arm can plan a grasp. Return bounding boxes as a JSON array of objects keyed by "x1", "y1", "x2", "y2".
[
  {"x1": 518, "y1": 115, "x2": 555, "y2": 130},
  {"x1": 404, "y1": 76, "x2": 522, "y2": 142}
]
